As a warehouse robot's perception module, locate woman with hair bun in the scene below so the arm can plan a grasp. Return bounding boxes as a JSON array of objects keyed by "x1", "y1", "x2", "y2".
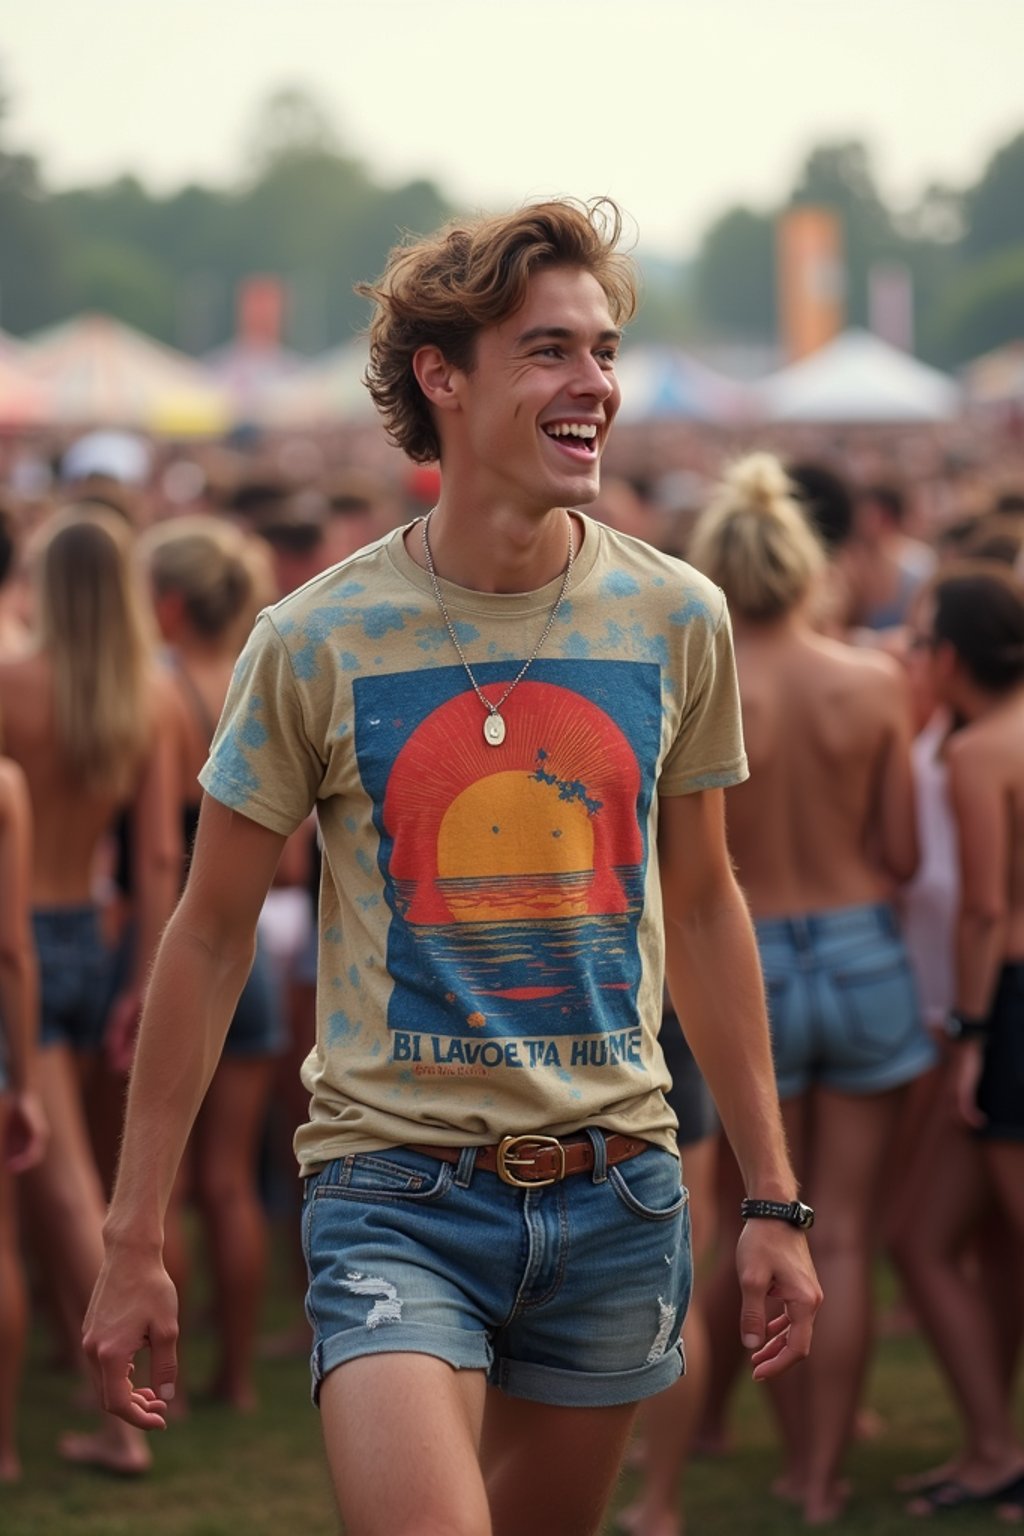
[
  {"x1": 139, "y1": 513, "x2": 282, "y2": 1413},
  {"x1": 688, "y1": 453, "x2": 934, "y2": 1524},
  {"x1": 892, "y1": 564, "x2": 1024, "y2": 1519}
]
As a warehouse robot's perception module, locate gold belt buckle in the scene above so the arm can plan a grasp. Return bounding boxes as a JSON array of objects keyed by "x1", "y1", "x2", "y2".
[{"x1": 496, "y1": 1134, "x2": 566, "y2": 1187}]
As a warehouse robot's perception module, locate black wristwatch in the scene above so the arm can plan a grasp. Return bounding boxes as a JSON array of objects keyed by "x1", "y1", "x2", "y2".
[
  {"x1": 741, "y1": 1198, "x2": 815, "y2": 1231},
  {"x1": 944, "y1": 1009, "x2": 989, "y2": 1042}
]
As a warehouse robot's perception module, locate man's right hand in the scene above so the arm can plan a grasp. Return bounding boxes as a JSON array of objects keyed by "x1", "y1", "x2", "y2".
[{"x1": 83, "y1": 1251, "x2": 180, "y2": 1429}]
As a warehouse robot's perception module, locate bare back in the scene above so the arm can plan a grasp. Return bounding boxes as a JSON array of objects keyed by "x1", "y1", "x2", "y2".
[
  {"x1": 726, "y1": 624, "x2": 917, "y2": 918},
  {"x1": 0, "y1": 651, "x2": 131, "y2": 906}
]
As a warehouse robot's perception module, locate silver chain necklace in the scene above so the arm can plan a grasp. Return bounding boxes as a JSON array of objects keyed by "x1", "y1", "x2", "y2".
[{"x1": 420, "y1": 509, "x2": 575, "y2": 747}]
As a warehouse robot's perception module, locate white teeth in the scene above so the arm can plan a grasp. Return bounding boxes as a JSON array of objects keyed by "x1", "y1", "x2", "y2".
[{"x1": 546, "y1": 423, "x2": 597, "y2": 439}]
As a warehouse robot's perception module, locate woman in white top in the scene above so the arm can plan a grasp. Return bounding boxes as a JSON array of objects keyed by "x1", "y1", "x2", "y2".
[{"x1": 892, "y1": 564, "x2": 1024, "y2": 1518}]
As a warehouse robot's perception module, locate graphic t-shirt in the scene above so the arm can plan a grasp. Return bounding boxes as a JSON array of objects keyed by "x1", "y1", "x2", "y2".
[{"x1": 200, "y1": 515, "x2": 748, "y2": 1171}]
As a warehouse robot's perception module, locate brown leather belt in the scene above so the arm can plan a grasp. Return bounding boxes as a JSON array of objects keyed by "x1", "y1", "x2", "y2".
[{"x1": 416, "y1": 1132, "x2": 651, "y2": 1188}]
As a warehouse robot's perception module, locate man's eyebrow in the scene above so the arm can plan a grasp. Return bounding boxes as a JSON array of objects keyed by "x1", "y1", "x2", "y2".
[{"x1": 515, "y1": 325, "x2": 623, "y2": 347}]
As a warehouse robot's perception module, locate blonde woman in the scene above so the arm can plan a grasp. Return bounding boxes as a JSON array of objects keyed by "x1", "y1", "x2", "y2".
[
  {"x1": 0, "y1": 507, "x2": 178, "y2": 1474},
  {"x1": 0, "y1": 753, "x2": 46, "y2": 1482},
  {"x1": 688, "y1": 455, "x2": 933, "y2": 1525},
  {"x1": 139, "y1": 514, "x2": 283, "y2": 1412}
]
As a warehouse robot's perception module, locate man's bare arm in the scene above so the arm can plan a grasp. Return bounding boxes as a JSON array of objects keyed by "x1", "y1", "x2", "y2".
[{"x1": 84, "y1": 796, "x2": 287, "y2": 1425}]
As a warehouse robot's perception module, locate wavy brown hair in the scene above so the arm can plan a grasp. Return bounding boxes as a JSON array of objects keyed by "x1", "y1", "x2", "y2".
[{"x1": 357, "y1": 197, "x2": 638, "y2": 465}]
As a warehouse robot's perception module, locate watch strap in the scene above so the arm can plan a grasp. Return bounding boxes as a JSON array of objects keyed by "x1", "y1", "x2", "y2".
[{"x1": 740, "y1": 1197, "x2": 814, "y2": 1230}]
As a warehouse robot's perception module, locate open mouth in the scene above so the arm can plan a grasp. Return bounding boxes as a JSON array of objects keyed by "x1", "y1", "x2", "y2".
[{"x1": 542, "y1": 422, "x2": 599, "y2": 459}]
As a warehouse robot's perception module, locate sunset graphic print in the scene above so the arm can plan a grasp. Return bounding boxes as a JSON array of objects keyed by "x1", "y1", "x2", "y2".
[{"x1": 354, "y1": 659, "x2": 662, "y2": 1041}]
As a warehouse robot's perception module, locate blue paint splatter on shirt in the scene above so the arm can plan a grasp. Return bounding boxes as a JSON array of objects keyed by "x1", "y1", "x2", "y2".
[
  {"x1": 362, "y1": 603, "x2": 418, "y2": 639},
  {"x1": 668, "y1": 593, "x2": 713, "y2": 627},
  {"x1": 686, "y1": 766, "x2": 746, "y2": 790},
  {"x1": 602, "y1": 571, "x2": 641, "y2": 598},
  {"x1": 627, "y1": 624, "x2": 670, "y2": 666},
  {"x1": 327, "y1": 1009, "x2": 362, "y2": 1044}
]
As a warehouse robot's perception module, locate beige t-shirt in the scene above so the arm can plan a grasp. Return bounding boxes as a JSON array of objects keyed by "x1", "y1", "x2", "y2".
[{"x1": 200, "y1": 516, "x2": 748, "y2": 1172}]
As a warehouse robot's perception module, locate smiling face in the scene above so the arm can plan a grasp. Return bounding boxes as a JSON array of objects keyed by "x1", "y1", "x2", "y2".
[{"x1": 442, "y1": 264, "x2": 623, "y2": 515}]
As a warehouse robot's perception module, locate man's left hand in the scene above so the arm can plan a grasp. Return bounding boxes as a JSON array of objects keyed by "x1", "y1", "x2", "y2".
[{"x1": 736, "y1": 1219, "x2": 822, "y2": 1380}]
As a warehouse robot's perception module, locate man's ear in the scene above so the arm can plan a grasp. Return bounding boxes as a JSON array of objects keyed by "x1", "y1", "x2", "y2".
[{"x1": 412, "y1": 345, "x2": 462, "y2": 414}]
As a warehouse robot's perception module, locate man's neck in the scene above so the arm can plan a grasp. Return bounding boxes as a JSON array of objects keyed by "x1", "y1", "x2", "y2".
[{"x1": 405, "y1": 501, "x2": 579, "y2": 594}]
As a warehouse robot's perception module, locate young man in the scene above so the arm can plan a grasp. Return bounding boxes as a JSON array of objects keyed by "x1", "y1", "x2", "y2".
[{"x1": 85, "y1": 199, "x2": 820, "y2": 1536}]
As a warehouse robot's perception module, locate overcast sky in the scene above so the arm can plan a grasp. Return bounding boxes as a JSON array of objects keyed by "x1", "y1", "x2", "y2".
[{"x1": 2, "y1": 0, "x2": 1022, "y2": 258}]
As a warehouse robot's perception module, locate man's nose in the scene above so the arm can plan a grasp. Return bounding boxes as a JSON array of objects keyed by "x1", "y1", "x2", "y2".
[{"x1": 569, "y1": 353, "x2": 615, "y2": 400}]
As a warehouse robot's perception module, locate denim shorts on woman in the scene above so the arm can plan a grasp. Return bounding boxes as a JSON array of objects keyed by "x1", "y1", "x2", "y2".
[
  {"x1": 301, "y1": 1129, "x2": 691, "y2": 1409},
  {"x1": 34, "y1": 905, "x2": 115, "y2": 1051},
  {"x1": 757, "y1": 902, "x2": 936, "y2": 1099}
]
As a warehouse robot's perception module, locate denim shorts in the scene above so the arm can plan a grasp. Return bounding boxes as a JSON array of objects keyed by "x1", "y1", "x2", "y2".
[
  {"x1": 757, "y1": 902, "x2": 936, "y2": 1099},
  {"x1": 222, "y1": 940, "x2": 286, "y2": 1059},
  {"x1": 34, "y1": 906, "x2": 115, "y2": 1052},
  {"x1": 301, "y1": 1130, "x2": 691, "y2": 1409},
  {"x1": 107, "y1": 918, "x2": 285, "y2": 1059}
]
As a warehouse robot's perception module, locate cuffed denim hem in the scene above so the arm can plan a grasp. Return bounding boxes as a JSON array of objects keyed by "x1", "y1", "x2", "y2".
[
  {"x1": 494, "y1": 1338, "x2": 685, "y2": 1407},
  {"x1": 311, "y1": 1323, "x2": 492, "y2": 1405}
]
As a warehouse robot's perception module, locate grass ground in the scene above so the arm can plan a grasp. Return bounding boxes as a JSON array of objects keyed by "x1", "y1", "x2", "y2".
[{"x1": 2, "y1": 1224, "x2": 1019, "y2": 1535}]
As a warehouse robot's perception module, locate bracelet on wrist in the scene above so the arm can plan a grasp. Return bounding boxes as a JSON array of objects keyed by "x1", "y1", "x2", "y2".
[
  {"x1": 944, "y1": 1009, "x2": 989, "y2": 1042},
  {"x1": 740, "y1": 1197, "x2": 814, "y2": 1230}
]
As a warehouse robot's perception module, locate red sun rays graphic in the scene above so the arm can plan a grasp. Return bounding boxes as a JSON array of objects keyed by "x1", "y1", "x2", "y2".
[{"x1": 383, "y1": 680, "x2": 643, "y2": 925}]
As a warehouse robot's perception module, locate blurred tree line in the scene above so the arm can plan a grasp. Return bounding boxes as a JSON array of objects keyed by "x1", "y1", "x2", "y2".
[
  {"x1": 690, "y1": 133, "x2": 1024, "y2": 365},
  {"x1": 1, "y1": 77, "x2": 1022, "y2": 367},
  {"x1": 0, "y1": 85, "x2": 454, "y2": 353}
]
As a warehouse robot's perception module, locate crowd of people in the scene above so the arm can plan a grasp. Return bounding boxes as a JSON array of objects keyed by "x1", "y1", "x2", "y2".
[{"x1": 0, "y1": 213, "x2": 1022, "y2": 1531}]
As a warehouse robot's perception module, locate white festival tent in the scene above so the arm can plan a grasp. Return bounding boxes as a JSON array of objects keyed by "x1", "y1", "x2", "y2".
[
  {"x1": 614, "y1": 344, "x2": 755, "y2": 424},
  {"x1": 757, "y1": 329, "x2": 963, "y2": 424}
]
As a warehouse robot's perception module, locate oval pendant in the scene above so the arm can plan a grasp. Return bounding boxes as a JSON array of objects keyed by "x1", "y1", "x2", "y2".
[{"x1": 483, "y1": 712, "x2": 506, "y2": 747}]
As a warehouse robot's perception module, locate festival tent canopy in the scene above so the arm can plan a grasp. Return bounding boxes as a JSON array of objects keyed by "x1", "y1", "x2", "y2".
[
  {"x1": 962, "y1": 341, "x2": 1024, "y2": 407},
  {"x1": 614, "y1": 345, "x2": 755, "y2": 424},
  {"x1": 203, "y1": 338, "x2": 307, "y2": 419},
  {"x1": 253, "y1": 340, "x2": 375, "y2": 427},
  {"x1": 0, "y1": 348, "x2": 53, "y2": 429},
  {"x1": 20, "y1": 313, "x2": 232, "y2": 434},
  {"x1": 756, "y1": 329, "x2": 962, "y2": 423}
]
